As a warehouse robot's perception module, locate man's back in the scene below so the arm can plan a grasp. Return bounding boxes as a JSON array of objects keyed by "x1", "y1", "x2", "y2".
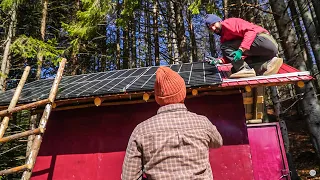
[
  {"x1": 122, "y1": 66, "x2": 223, "y2": 180},
  {"x1": 123, "y1": 104, "x2": 222, "y2": 180}
]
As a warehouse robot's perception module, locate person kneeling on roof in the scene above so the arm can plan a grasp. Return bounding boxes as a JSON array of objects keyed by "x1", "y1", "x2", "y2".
[
  {"x1": 204, "y1": 14, "x2": 283, "y2": 79},
  {"x1": 121, "y1": 66, "x2": 223, "y2": 180}
]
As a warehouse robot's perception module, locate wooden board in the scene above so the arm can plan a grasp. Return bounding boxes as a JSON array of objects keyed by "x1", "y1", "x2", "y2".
[{"x1": 248, "y1": 123, "x2": 290, "y2": 180}]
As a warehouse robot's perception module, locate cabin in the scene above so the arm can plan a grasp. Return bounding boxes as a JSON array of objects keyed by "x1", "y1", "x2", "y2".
[{"x1": 0, "y1": 61, "x2": 313, "y2": 179}]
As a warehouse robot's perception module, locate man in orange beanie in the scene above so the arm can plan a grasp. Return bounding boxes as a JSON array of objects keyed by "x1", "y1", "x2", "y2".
[{"x1": 122, "y1": 66, "x2": 223, "y2": 180}]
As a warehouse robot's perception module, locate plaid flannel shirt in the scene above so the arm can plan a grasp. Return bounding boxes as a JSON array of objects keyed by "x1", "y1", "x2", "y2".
[{"x1": 121, "y1": 103, "x2": 223, "y2": 180}]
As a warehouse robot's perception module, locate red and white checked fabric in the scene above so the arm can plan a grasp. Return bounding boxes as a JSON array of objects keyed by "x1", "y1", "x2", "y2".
[{"x1": 122, "y1": 103, "x2": 223, "y2": 180}]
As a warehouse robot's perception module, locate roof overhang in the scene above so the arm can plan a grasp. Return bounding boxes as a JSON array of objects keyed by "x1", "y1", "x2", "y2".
[{"x1": 0, "y1": 63, "x2": 314, "y2": 111}]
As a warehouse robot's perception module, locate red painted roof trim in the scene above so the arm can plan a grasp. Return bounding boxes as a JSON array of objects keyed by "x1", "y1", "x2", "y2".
[{"x1": 216, "y1": 63, "x2": 313, "y2": 88}]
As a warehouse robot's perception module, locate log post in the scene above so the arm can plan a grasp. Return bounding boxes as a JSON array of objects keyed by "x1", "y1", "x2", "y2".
[
  {"x1": 0, "y1": 164, "x2": 31, "y2": 176},
  {"x1": 0, "y1": 66, "x2": 30, "y2": 138},
  {"x1": 0, "y1": 128, "x2": 43, "y2": 143},
  {"x1": 21, "y1": 58, "x2": 66, "y2": 180},
  {"x1": 0, "y1": 99, "x2": 50, "y2": 117}
]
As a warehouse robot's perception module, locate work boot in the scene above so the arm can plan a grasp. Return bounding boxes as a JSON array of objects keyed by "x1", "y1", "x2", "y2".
[
  {"x1": 262, "y1": 57, "x2": 283, "y2": 76},
  {"x1": 229, "y1": 67, "x2": 256, "y2": 78}
]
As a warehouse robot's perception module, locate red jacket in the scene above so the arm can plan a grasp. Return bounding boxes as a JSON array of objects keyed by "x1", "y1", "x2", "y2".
[{"x1": 220, "y1": 18, "x2": 269, "y2": 50}]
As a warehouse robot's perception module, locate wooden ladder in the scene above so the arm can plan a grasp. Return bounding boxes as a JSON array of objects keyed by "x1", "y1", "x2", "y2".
[{"x1": 0, "y1": 59, "x2": 67, "y2": 179}]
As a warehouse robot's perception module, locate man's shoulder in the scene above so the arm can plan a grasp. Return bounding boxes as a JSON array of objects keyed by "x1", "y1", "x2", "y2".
[{"x1": 133, "y1": 111, "x2": 211, "y2": 133}]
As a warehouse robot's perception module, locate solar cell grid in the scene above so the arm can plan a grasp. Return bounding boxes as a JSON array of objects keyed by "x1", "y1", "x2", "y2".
[
  {"x1": 78, "y1": 79, "x2": 110, "y2": 96},
  {"x1": 85, "y1": 72, "x2": 109, "y2": 81},
  {"x1": 95, "y1": 72, "x2": 114, "y2": 80},
  {"x1": 170, "y1": 64, "x2": 181, "y2": 72},
  {"x1": 180, "y1": 64, "x2": 192, "y2": 72},
  {"x1": 0, "y1": 62, "x2": 223, "y2": 105}
]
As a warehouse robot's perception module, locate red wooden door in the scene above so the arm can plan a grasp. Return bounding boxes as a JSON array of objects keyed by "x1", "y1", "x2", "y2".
[{"x1": 248, "y1": 123, "x2": 290, "y2": 180}]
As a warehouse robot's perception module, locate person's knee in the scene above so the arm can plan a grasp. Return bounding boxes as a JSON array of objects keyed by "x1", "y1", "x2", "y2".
[{"x1": 221, "y1": 43, "x2": 233, "y2": 56}]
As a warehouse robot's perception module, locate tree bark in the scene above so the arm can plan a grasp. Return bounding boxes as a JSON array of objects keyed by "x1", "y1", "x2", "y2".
[
  {"x1": 0, "y1": 4, "x2": 17, "y2": 91},
  {"x1": 36, "y1": 0, "x2": 48, "y2": 80},
  {"x1": 270, "y1": 0, "x2": 320, "y2": 157},
  {"x1": 187, "y1": 5, "x2": 198, "y2": 62},
  {"x1": 308, "y1": 1, "x2": 320, "y2": 38},
  {"x1": 288, "y1": 0, "x2": 320, "y2": 93},
  {"x1": 209, "y1": 34, "x2": 216, "y2": 57},
  {"x1": 227, "y1": 0, "x2": 241, "y2": 18},
  {"x1": 71, "y1": 43, "x2": 80, "y2": 75},
  {"x1": 169, "y1": 0, "x2": 179, "y2": 64},
  {"x1": 296, "y1": 0, "x2": 320, "y2": 72},
  {"x1": 123, "y1": 25, "x2": 129, "y2": 69},
  {"x1": 223, "y1": 0, "x2": 228, "y2": 18},
  {"x1": 131, "y1": 14, "x2": 137, "y2": 68},
  {"x1": 153, "y1": 0, "x2": 160, "y2": 65},
  {"x1": 145, "y1": 0, "x2": 152, "y2": 66},
  {"x1": 116, "y1": 0, "x2": 121, "y2": 69},
  {"x1": 311, "y1": 0, "x2": 320, "y2": 36},
  {"x1": 174, "y1": 1, "x2": 188, "y2": 63}
]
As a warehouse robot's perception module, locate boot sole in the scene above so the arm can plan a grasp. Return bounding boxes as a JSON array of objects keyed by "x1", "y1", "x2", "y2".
[{"x1": 263, "y1": 58, "x2": 283, "y2": 76}]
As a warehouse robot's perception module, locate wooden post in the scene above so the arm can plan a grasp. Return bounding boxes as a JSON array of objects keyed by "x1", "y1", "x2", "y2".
[
  {"x1": 0, "y1": 99, "x2": 50, "y2": 117},
  {"x1": 0, "y1": 164, "x2": 31, "y2": 176},
  {"x1": 0, "y1": 128, "x2": 43, "y2": 143},
  {"x1": 252, "y1": 88, "x2": 258, "y2": 119},
  {"x1": 21, "y1": 58, "x2": 66, "y2": 180},
  {"x1": 0, "y1": 66, "x2": 30, "y2": 138}
]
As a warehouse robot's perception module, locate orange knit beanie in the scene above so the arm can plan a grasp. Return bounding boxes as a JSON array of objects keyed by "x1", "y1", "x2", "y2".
[{"x1": 154, "y1": 66, "x2": 186, "y2": 106}]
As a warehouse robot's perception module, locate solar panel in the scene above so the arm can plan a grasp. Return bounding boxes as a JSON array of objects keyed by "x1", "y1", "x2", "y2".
[{"x1": 0, "y1": 62, "x2": 222, "y2": 105}]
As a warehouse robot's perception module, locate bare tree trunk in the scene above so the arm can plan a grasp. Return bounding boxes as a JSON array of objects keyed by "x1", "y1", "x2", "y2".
[
  {"x1": 0, "y1": 4, "x2": 17, "y2": 91},
  {"x1": 187, "y1": 5, "x2": 198, "y2": 62},
  {"x1": 308, "y1": 1, "x2": 320, "y2": 38},
  {"x1": 169, "y1": 0, "x2": 179, "y2": 64},
  {"x1": 153, "y1": 0, "x2": 160, "y2": 65},
  {"x1": 26, "y1": 114, "x2": 39, "y2": 158},
  {"x1": 174, "y1": 1, "x2": 188, "y2": 63},
  {"x1": 116, "y1": 0, "x2": 121, "y2": 69},
  {"x1": 36, "y1": 0, "x2": 48, "y2": 79},
  {"x1": 123, "y1": 25, "x2": 129, "y2": 69},
  {"x1": 296, "y1": 0, "x2": 320, "y2": 71},
  {"x1": 227, "y1": 0, "x2": 241, "y2": 18},
  {"x1": 131, "y1": 14, "x2": 137, "y2": 68},
  {"x1": 137, "y1": 7, "x2": 142, "y2": 67},
  {"x1": 166, "y1": 24, "x2": 173, "y2": 64},
  {"x1": 209, "y1": 34, "x2": 216, "y2": 57},
  {"x1": 128, "y1": 21, "x2": 132, "y2": 69},
  {"x1": 29, "y1": 0, "x2": 49, "y2": 159},
  {"x1": 289, "y1": 0, "x2": 320, "y2": 93},
  {"x1": 223, "y1": 0, "x2": 228, "y2": 18},
  {"x1": 145, "y1": 0, "x2": 152, "y2": 66},
  {"x1": 311, "y1": 0, "x2": 320, "y2": 35},
  {"x1": 270, "y1": 0, "x2": 320, "y2": 158},
  {"x1": 71, "y1": 42, "x2": 80, "y2": 75},
  {"x1": 101, "y1": 53, "x2": 106, "y2": 71}
]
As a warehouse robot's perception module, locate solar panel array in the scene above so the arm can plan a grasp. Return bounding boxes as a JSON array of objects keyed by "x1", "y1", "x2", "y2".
[{"x1": 0, "y1": 62, "x2": 222, "y2": 105}]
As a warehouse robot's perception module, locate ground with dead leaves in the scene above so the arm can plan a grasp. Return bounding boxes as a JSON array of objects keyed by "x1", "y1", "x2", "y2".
[{"x1": 286, "y1": 118, "x2": 320, "y2": 180}]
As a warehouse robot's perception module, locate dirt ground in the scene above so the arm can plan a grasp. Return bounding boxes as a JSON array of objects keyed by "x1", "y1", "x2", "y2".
[{"x1": 286, "y1": 118, "x2": 320, "y2": 180}]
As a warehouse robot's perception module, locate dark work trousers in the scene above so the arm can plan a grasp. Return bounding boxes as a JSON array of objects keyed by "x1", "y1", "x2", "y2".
[{"x1": 220, "y1": 33, "x2": 278, "y2": 74}]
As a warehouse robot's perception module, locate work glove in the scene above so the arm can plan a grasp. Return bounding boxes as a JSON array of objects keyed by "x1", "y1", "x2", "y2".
[
  {"x1": 230, "y1": 49, "x2": 243, "y2": 62},
  {"x1": 205, "y1": 56, "x2": 223, "y2": 66}
]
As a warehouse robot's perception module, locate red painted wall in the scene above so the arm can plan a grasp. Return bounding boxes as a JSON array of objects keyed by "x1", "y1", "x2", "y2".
[{"x1": 31, "y1": 94, "x2": 255, "y2": 180}]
